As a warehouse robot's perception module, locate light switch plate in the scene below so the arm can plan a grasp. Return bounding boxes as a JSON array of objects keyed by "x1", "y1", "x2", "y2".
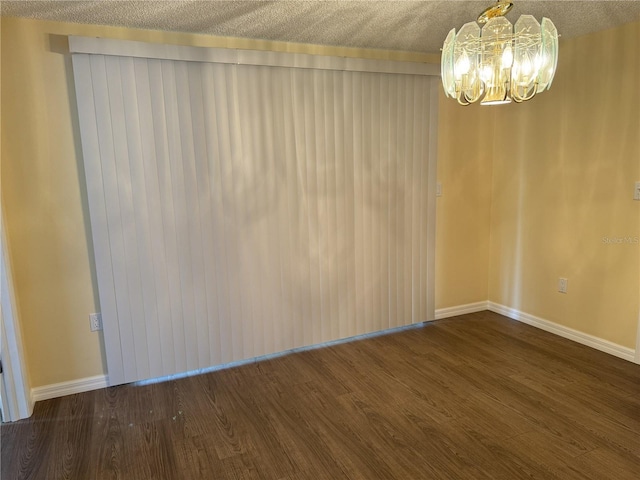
[{"x1": 634, "y1": 181, "x2": 640, "y2": 201}]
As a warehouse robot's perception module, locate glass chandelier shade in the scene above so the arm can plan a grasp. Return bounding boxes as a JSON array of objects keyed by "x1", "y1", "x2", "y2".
[{"x1": 441, "y1": 14, "x2": 558, "y2": 105}]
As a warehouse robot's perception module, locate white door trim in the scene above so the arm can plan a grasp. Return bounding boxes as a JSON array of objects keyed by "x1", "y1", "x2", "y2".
[
  {"x1": 635, "y1": 310, "x2": 640, "y2": 364},
  {"x1": 1, "y1": 210, "x2": 33, "y2": 421}
]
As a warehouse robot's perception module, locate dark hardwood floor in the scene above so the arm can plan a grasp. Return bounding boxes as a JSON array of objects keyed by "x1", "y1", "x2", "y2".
[{"x1": 2, "y1": 311, "x2": 639, "y2": 479}]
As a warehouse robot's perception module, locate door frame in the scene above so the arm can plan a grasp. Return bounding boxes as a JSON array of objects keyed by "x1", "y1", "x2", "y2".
[
  {"x1": 1, "y1": 209, "x2": 33, "y2": 421},
  {"x1": 635, "y1": 310, "x2": 640, "y2": 364}
]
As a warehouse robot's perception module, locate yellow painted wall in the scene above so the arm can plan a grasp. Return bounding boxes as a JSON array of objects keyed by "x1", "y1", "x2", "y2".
[
  {"x1": 435, "y1": 100, "x2": 494, "y2": 308},
  {"x1": 488, "y1": 21, "x2": 640, "y2": 348},
  {"x1": 6, "y1": 14, "x2": 633, "y2": 390}
]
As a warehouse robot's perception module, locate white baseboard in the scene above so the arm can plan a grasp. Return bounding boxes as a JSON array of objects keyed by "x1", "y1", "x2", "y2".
[
  {"x1": 487, "y1": 302, "x2": 636, "y2": 362},
  {"x1": 435, "y1": 301, "x2": 488, "y2": 320},
  {"x1": 27, "y1": 303, "x2": 636, "y2": 404},
  {"x1": 31, "y1": 374, "x2": 108, "y2": 402}
]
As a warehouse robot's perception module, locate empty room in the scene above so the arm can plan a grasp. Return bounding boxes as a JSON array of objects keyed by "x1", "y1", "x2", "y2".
[{"x1": 1, "y1": 1, "x2": 639, "y2": 479}]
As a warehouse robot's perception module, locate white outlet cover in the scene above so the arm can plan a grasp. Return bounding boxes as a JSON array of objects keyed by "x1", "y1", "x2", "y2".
[
  {"x1": 558, "y1": 278, "x2": 568, "y2": 294},
  {"x1": 90, "y1": 313, "x2": 102, "y2": 331},
  {"x1": 634, "y1": 181, "x2": 640, "y2": 200}
]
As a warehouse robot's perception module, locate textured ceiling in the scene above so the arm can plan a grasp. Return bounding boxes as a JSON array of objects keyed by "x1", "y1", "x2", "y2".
[{"x1": 3, "y1": 1, "x2": 640, "y2": 53}]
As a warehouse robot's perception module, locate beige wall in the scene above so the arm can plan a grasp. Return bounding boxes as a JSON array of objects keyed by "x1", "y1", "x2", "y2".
[
  {"x1": 488, "y1": 21, "x2": 640, "y2": 348},
  {"x1": 3, "y1": 15, "x2": 636, "y2": 389},
  {"x1": 435, "y1": 99, "x2": 494, "y2": 308}
]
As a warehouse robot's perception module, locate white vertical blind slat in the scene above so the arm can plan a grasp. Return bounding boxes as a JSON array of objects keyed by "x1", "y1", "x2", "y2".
[
  {"x1": 420, "y1": 78, "x2": 430, "y2": 323},
  {"x1": 314, "y1": 71, "x2": 329, "y2": 342},
  {"x1": 106, "y1": 56, "x2": 152, "y2": 380},
  {"x1": 252, "y1": 65, "x2": 271, "y2": 357},
  {"x1": 72, "y1": 55, "x2": 125, "y2": 382},
  {"x1": 147, "y1": 59, "x2": 179, "y2": 375},
  {"x1": 372, "y1": 74, "x2": 383, "y2": 333},
  {"x1": 173, "y1": 61, "x2": 203, "y2": 372},
  {"x1": 216, "y1": 66, "x2": 243, "y2": 362},
  {"x1": 208, "y1": 64, "x2": 236, "y2": 363},
  {"x1": 339, "y1": 72, "x2": 353, "y2": 338},
  {"x1": 74, "y1": 52, "x2": 437, "y2": 386},
  {"x1": 281, "y1": 69, "x2": 304, "y2": 349},
  {"x1": 352, "y1": 71, "x2": 365, "y2": 337},
  {"x1": 426, "y1": 80, "x2": 440, "y2": 322},
  {"x1": 250, "y1": 65, "x2": 268, "y2": 356},
  {"x1": 91, "y1": 55, "x2": 139, "y2": 382},
  {"x1": 132, "y1": 58, "x2": 174, "y2": 376},
  {"x1": 234, "y1": 66, "x2": 258, "y2": 359},
  {"x1": 322, "y1": 70, "x2": 336, "y2": 341},
  {"x1": 403, "y1": 75, "x2": 414, "y2": 325},
  {"x1": 226, "y1": 66, "x2": 248, "y2": 360},
  {"x1": 186, "y1": 61, "x2": 216, "y2": 368},
  {"x1": 200, "y1": 63, "x2": 226, "y2": 366},
  {"x1": 300, "y1": 69, "x2": 320, "y2": 346},
  {"x1": 360, "y1": 72, "x2": 370, "y2": 334},
  {"x1": 330, "y1": 70, "x2": 345, "y2": 339},
  {"x1": 387, "y1": 75, "x2": 398, "y2": 329},
  {"x1": 266, "y1": 67, "x2": 285, "y2": 354},
  {"x1": 379, "y1": 74, "x2": 390, "y2": 329},
  {"x1": 415, "y1": 76, "x2": 427, "y2": 322},
  {"x1": 159, "y1": 60, "x2": 189, "y2": 373},
  {"x1": 120, "y1": 57, "x2": 163, "y2": 379}
]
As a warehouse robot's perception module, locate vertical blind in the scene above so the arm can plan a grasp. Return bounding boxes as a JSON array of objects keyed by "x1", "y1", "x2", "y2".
[{"x1": 72, "y1": 38, "x2": 438, "y2": 386}]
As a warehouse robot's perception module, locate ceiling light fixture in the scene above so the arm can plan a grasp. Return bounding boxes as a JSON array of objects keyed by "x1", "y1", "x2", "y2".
[{"x1": 441, "y1": 1, "x2": 558, "y2": 105}]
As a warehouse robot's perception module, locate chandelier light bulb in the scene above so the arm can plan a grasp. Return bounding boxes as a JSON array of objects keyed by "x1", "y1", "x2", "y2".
[
  {"x1": 481, "y1": 65, "x2": 493, "y2": 83},
  {"x1": 441, "y1": 2, "x2": 558, "y2": 105},
  {"x1": 502, "y1": 46, "x2": 513, "y2": 68},
  {"x1": 535, "y1": 53, "x2": 543, "y2": 70},
  {"x1": 457, "y1": 52, "x2": 471, "y2": 76}
]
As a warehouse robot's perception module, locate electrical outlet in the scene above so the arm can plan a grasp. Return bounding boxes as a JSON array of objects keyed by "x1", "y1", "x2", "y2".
[
  {"x1": 436, "y1": 182, "x2": 443, "y2": 197},
  {"x1": 558, "y1": 278, "x2": 568, "y2": 294},
  {"x1": 634, "y1": 181, "x2": 640, "y2": 201},
  {"x1": 90, "y1": 313, "x2": 102, "y2": 331}
]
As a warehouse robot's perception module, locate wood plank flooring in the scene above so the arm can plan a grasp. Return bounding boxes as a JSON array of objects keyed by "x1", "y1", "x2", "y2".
[{"x1": 2, "y1": 311, "x2": 639, "y2": 479}]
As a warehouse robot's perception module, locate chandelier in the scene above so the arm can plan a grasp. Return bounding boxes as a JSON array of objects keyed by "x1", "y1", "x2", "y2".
[{"x1": 441, "y1": 1, "x2": 558, "y2": 105}]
